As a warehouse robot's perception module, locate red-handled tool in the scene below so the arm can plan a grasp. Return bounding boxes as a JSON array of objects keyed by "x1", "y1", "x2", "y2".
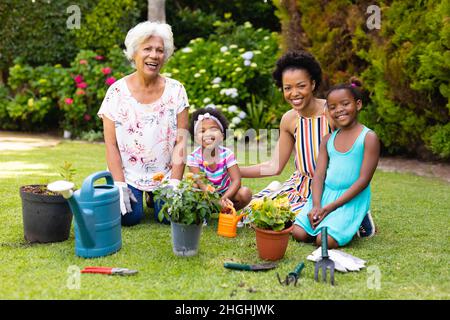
[{"x1": 81, "y1": 266, "x2": 138, "y2": 276}]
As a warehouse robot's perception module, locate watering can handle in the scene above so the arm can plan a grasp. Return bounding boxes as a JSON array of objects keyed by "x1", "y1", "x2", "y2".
[
  {"x1": 226, "y1": 205, "x2": 247, "y2": 220},
  {"x1": 80, "y1": 171, "x2": 115, "y2": 199}
]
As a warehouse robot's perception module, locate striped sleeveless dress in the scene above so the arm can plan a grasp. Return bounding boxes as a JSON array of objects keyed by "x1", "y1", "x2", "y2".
[{"x1": 249, "y1": 112, "x2": 331, "y2": 213}]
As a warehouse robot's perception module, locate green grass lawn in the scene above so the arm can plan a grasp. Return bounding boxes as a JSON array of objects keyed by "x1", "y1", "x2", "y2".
[{"x1": 0, "y1": 141, "x2": 449, "y2": 299}]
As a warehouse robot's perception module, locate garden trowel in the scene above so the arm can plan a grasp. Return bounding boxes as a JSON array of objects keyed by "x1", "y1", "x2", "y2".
[{"x1": 224, "y1": 261, "x2": 277, "y2": 271}]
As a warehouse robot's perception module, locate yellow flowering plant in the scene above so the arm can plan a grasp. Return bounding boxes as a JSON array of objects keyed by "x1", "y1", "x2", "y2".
[{"x1": 249, "y1": 195, "x2": 296, "y2": 231}]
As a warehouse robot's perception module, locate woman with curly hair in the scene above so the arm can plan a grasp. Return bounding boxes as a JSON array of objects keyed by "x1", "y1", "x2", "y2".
[{"x1": 240, "y1": 50, "x2": 376, "y2": 238}]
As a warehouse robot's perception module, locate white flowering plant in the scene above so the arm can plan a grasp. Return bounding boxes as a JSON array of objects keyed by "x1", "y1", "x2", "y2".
[
  {"x1": 162, "y1": 21, "x2": 279, "y2": 131},
  {"x1": 152, "y1": 172, "x2": 221, "y2": 225}
]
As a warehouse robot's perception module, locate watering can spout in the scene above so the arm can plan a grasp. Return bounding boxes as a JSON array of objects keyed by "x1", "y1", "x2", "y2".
[
  {"x1": 47, "y1": 180, "x2": 96, "y2": 248},
  {"x1": 233, "y1": 212, "x2": 246, "y2": 225}
]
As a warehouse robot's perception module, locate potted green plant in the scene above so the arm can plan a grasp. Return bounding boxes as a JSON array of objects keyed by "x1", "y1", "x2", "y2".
[
  {"x1": 249, "y1": 195, "x2": 296, "y2": 261},
  {"x1": 153, "y1": 172, "x2": 221, "y2": 257},
  {"x1": 20, "y1": 161, "x2": 75, "y2": 243}
]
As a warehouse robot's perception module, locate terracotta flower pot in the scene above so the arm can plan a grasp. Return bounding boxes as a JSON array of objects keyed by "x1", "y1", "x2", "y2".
[{"x1": 254, "y1": 224, "x2": 294, "y2": 261}]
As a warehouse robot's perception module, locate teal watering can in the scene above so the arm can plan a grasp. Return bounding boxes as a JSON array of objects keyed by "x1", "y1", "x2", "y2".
[{"x1": 48, "y1": 171, "x2": 122, "y2": 258}]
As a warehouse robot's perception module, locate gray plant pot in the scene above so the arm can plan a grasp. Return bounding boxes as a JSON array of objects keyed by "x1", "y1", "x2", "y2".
[{"x1": 171, "y1": 222, "x2": 202, "y2": 257}]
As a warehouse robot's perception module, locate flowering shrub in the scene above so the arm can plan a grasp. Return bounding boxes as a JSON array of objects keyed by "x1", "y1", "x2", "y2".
[
  {"x1": 163, "y1": 21, "x2": 280, "y2": 130},
  {"x1": 2, "y1": 21, "x2": 281, "y2": 137},
  {"x1": 4, "y1": 46, "x2": 132, "y2": 136},
  {"x1": 5, "y1": 61, "x2": 72, "y2": 131},
  {"x1": 59, "y1": 48, "x2": 131, "y2": 135},
  {"x1": 249, "y1": 196, "x2": 296, "y2": 231},
  {"x1": 153, "y1": 172, "x2": 221, "y2": 225}
]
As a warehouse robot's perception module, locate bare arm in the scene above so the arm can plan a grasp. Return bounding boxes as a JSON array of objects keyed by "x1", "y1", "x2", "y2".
[
  {"x1": 307, "y1": 135, "x2": 330, "y2": 227},
  {"x1": 240, "y1": 113, "x2": 295, "y2": 178},
  {"x1": 103, "y1": 117, "x2": 125, "y2": 182},
  {"x1": 221, "y1": 164, "x2": 241, "y2": 201},
  {"x1": 171, "y1": 108, "x2": 189, "y2": 180},
  {"x1": 311, "y1": 134, "x2": 331, "y2": 207}
]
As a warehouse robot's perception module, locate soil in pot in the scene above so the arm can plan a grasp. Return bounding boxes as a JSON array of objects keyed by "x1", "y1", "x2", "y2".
[
  {"x1": 20, "y1": 185, "x2": 73, "y2": 243},
  {"x1": 255, "y1": 221, "x2": 294, "y2": 261}
]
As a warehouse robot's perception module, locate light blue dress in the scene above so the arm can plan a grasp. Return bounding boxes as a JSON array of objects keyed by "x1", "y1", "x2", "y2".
[{"x1": 294, "y1": 126, "x2": 372, "y2": 246}]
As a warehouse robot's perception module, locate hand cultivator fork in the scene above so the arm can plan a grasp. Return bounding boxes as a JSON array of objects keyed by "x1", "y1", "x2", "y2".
[
  {"x1": 277, "y1": 262, "x2": 305, "y2": 286},
  {"x1": 314, "y1": 227, "x2": 335, "y2": 286}
]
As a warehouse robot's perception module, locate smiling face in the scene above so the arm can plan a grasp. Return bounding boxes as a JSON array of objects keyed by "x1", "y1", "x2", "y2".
[
  {"x1": 326, "y1": 89, "x2": 362, "y2": 128},
  {"x1": 195, "y1": 119, "x2": 223, "y2": 149},
  {"x1": 281, "y1": 68, "x2": 315, "y2": 113},
  {"x1": 134, "y1": 36, "x2": 165, "y2": 77}
]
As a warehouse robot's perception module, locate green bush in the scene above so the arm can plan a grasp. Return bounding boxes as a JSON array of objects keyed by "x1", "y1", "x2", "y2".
[
  {"x1": 79, "y1": 130, "x2": 104, "y2": 142},
  {"x1": 163, "y1": 21, "x2": 281, "y2": 131},
  {"x1": 4, "y1": 61, "x2": 72, "y2": 131},
  {"x1": 0, "y1": 0, "x2": 91, "y2": 74},
  {"x1": 168, "y1": 7, "x2": 219, "y2": 49},
  {"x1": 4, "y1": 47, "x2": 132, "y2": 136},
  {"x1": 73, "y1": 0, "x2": 139, "y2": 56},
  {"x1": 59, "y1": 47, "x2": 133, "y2": 136},
  {"x1": 166, "y1": 0, "x2": 280, "y2": 37},
  {"x1": 274, "y1": 0, "x2": 450, "y2": 159},
  {"x1": 0, "y1": 85, "x2": 15, "y2": 130},
  {"x1": 423, "y1": 123, "x2": 450, "y2": 159}
]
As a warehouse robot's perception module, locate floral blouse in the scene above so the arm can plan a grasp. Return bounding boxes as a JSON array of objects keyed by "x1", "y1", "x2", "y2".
[{"x1": 98, "y1": 76, "x2": 189, "y2": 191}]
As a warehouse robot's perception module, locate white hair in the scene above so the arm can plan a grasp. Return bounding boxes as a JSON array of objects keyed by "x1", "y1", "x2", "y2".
[{"x1": 123, "y1": 21, "x2": 174, "y2": 67}]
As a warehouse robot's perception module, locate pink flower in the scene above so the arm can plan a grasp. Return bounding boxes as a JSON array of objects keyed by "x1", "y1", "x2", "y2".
[
  {"x1": 76, "y1": 89, "x2": 85, "y2": 95},
  {"x1": 79, "y1": 59, "x2": 88, "y2": 65},
  {"x1": 83, "y1": 114, "x2": 92, "y2": 121},
  {"x1": 129, "y1": 155, "x2": 137, "y2": 164},
  {"x1": 101, "y1": 67, "x2": 112, "y2": 75},
  {"x1": 105, "y1": 77, "x2": 116, "y2": 86},
  {"x1": 65, "y1": 98, "x2": 73, "y2": 105},
  {"x1": 76, "y1": 82, "x2": 88, "y2": 89},
  {"x1": 95, "y1": 55, "x2": 104, "y2": 60},
  {"x1": 74, "y1": 74, "x2": 83, "y2": 84}
]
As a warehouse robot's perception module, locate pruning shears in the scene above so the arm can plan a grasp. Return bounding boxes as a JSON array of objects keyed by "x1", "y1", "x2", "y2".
[{"x1": 81, "y1": 266, "x2": 138, "y2": 276}]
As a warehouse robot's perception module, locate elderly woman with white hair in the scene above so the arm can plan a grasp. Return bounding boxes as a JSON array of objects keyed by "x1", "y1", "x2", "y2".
[{"x1": 97, "y1": 21, "x2": 189, "y2": 226}]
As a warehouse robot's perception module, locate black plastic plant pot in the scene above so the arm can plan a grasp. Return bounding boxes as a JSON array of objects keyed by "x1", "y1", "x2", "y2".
[{"x1": 20, "y1": 185, "x2": 73, "y2": 243}]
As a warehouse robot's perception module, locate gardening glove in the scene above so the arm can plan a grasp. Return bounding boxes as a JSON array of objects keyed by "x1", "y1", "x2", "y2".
[
  {"x1": 307, "y1": 247, "x2": 366, "y2": 273},
  {"x1": 114, "y1": 181, "x2": 138, "y2": 215},
  {"x1": 329, "y1": 249, "x2": 366, "y2": 272}
]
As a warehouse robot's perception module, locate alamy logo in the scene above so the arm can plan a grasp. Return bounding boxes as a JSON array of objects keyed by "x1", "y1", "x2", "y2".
[
  {"x1": 66, "y1": 265, "x2": 81, "y2": 290},
  {"x1": 66, "y1": 5, "x2": 81, "y2": 30},
  {"x1": 366, "y1": 5, "x2": 381, "y2": 30},
  {"x1": 367, "y1": 265, "x2": 381, "y2": 290}
]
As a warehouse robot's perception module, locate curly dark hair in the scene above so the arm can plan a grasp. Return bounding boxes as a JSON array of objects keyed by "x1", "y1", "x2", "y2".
[
  {"x1": 272, "y1": 50, "x2": 322, "y2": 91},
  {"x1": 189, "y1": 107, "x2": 229, "y2": 139}
]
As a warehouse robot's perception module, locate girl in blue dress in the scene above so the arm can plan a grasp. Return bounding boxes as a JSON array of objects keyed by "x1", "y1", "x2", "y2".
[{"x1": 293, "y1": 79, "x2": 380, "y2": 248}]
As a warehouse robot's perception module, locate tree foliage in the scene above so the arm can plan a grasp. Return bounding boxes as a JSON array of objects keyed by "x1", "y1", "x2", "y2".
[{"x1": 273, "y1": 0, "x2": 450, "y2": 159}]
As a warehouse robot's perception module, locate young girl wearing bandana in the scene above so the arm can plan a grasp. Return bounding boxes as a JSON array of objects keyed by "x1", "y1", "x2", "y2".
[{"x1": 187, "y1": 107, "x2": 252, "y2": 211}]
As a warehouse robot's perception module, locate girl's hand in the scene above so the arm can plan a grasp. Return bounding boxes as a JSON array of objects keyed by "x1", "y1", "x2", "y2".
[
  {"x1": 311, "y1": 206, "x2": 333, "y2": 229},
  {"x1": 220, "y1": 197, "x2": 234, "y2": 209},
  {"x1": 307, "y1": 207, "x2": 321, "y2": 227}
]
